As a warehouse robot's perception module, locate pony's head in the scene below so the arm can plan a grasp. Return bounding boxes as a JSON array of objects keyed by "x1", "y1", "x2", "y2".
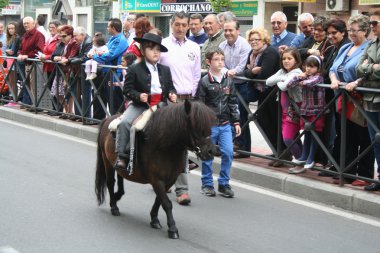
[
  {"x1": 184, "y1": 99, "x2": 215, "y2": 161},
  {"x1": 145, "y1": 100, "x2": 216, "y2": 161}
]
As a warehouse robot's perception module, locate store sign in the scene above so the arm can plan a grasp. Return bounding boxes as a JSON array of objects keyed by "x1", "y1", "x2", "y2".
[
  {"x1": 160, "y1": 2, "x2": 212, "y2": 13},
  {"x1": 231, "y1": 1, "x2": 258, "y2": 16},
  {"x1": 121, "y1": 0, "x2": 161, "y2": 13},
  {"x1": 358, "y1": 0, "x2": 380, "y2": 4},
  {"x1": 1, "y1": 4, "x2": 21, "y2": 15},
  {"x1": 282, "y1": 0, "x2": 316, "y2": 2}
]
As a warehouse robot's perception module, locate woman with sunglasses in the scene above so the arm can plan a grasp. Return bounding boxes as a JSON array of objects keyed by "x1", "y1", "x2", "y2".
[
  {"x1": 357, "y1": 11, "x2": 380, "y2": 191},
  {"x1": 50, "y1": 25, "x2": 80, "y2": 117}
]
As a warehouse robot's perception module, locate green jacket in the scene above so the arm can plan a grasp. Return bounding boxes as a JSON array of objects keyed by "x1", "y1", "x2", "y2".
[
  {"x1": 201, "y1": 30, "x2": 225, "y2": 69},
  {"x1": 356, "y1": 38, "x2": 380, "y2": 103}
]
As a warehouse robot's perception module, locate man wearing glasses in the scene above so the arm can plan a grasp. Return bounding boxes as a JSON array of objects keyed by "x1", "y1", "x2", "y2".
[{"x1": 270, "y1": 11, "x2": 296, "y2": 49}]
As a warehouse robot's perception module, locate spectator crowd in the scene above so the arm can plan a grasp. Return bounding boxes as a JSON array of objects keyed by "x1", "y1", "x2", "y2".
[{"x1": 1, "y1": 10, "x2": 380, "y2": 199}]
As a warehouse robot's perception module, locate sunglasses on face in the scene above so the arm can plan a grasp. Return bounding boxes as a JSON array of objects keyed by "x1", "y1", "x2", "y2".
[
  {"x1": 370, "y1": 20, "x2": 379, "y2": 26},
  {"x1": 59, "y1": 34, "x2": 68, "y2": 38}
]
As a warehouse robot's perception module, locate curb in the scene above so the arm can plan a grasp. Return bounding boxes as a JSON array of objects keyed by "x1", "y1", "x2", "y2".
[{"x1": 1, "y1": 106, "x2": 380, "y2": 219}]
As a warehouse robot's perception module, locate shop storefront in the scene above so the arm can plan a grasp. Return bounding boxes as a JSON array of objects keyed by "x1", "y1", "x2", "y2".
[{"x1": 1, "y1": 0, "x2": 22, "y2": 24}]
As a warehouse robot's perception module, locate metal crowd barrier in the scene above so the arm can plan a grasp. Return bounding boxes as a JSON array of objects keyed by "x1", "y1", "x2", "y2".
[
  {"x1": 0, "y1": 56, "x2": 378, "y2": 188},
  {"x1": 0, "y1": 56, "x2": 127, "y2": 125},
  {"x1": 233, "y1": 75, "x2": 380, "y2": 187}
]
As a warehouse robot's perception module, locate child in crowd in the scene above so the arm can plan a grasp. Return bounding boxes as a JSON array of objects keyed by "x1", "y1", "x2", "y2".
[
  {"x1": 286, "y1": 55, "x2": 325, "y2": 173},
  {"x1": 85, "y1": 32, "x2": 108, "y2": 80},
  {"x1": 266, "y1": 48, "x2": 303, "y2": 174},
  {"x1": 120, "y1": 53, "x2": 137, "y2": 85},
  {"x1": 196, "y1": 48, "x2": 241, "y2": 198}
]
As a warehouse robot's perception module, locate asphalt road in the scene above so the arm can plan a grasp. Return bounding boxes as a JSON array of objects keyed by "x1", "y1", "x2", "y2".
[{"x1": 1, "y1": 118, "x2": 380, "y2": 253}]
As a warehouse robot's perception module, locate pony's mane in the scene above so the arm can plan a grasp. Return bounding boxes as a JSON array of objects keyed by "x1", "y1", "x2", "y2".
[{"x1": 145, "y1": 101, "x2": 215, "y2": 150}]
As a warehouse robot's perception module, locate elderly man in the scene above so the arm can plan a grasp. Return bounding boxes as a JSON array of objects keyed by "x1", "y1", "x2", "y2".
[
  {"x1": 188, "y1": 13, "x2": 207, "y2": 47},
  {"x1": 123, "y1": 14, "x2": 136, "y2": 46},
  {"x1": 290, "y1": 13, "x2": 314, "y2": 48},
  {"x1": 216, "y1": 11, "x2": 236, "y2": 27},
  {"x1": 219, "y1": 20, "x2": 251, "y2": 159},
  {"x1": 270, "y1": 11, "x2": 296, "y2": 49},
  {"x1": 17, "y1": 16, "x2": 45, "y2": 106},
  {"x1": 70, "y1": 26, "x2": 93, "y2": 119},
  {"x1": 160, "y1": 11, "x2": 201, "y2": 205},
  {"x1": 89, "y1": 18, "x2": 128, "y2": 120},
  {"x1": 201, "y1": 14, "x2": 225, "y2": 69}
]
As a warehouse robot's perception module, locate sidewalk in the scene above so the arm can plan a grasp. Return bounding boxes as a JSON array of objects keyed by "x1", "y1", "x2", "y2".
[{"x1": 1, "y1": 105, "x2": 380, "y2": 219}]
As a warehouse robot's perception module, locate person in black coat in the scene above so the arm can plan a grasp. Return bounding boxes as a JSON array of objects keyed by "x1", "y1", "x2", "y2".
[
  {"x1": 243, "y1": 28, "x2": 285, "y2": 166},
  {"x1": 114, "y1": 32, "x2": 177, "y2": 172},
  {"x1": 70, "y1": 27, "x2": 93, "y2": 119}
]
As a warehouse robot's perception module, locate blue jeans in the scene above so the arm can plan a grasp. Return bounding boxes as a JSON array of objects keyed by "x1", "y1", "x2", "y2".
[
  {"x1": 202, "y1": 124, "x2": 234, "y2": 187},
  {"x1": 365, "y1": 111, "x2": 380, "y2": 179}
]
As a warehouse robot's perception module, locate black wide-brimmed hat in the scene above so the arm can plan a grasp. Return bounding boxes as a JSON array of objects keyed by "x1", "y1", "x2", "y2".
[{"x1": 133, "y1": 33, "x2": 168, "y2": 52}]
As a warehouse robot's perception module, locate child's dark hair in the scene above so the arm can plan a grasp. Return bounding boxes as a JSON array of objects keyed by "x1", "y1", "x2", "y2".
[
  {"x1": 94, "y1": 32, "x2": 107, "y2": 47},
  {"x1": 280, "y1": 47, "x2": 302, "y2": 71},
  {"x1": 141, "y1": 41, "x2": 160, "y2": 52},
  {"x1": 305, "y1": 55, "x2": 322, "y2": 70},
  {"x1": 205, "y1": 48, "x2": 224, "y2": 61},
  {"x1": 123, "y1": 53, "x2": 137, "y2": 66}
]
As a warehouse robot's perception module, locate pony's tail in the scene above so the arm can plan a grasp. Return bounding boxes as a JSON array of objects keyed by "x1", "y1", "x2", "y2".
[{"x1": 95, "y1": 120, "x2": 107, "y2": 206}]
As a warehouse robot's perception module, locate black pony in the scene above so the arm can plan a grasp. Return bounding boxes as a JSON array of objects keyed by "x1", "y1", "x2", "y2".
[{"x1": 95, "y1": 100, "x2": 215, "y2": 239}]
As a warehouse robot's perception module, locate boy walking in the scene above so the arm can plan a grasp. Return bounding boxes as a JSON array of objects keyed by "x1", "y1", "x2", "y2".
[{"x1": 196, "y1": 48, "x2": 241, "y2": 198}]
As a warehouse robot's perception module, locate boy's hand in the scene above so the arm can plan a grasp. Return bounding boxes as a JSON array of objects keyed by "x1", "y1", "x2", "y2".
[
  {"x1": 169, "y1": 92, "x2": 177, "y2": 103},
  {"x1": 235, "y1": 124, "x2": 241, "y2": 137},
  {"x1": 140, "y1": 93, "x2": 148, "y2": 103}
]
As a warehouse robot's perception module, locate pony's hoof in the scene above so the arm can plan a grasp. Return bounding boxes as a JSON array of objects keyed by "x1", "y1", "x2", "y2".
[
  {"x1": 150, "y1": 221, "x2": 162, "y2": 229},
  {"x1": 168, "y1": 231, "x2": 179, "y2": 239},
  {"x1": 111, "y1": 206, "x2": 120, "y2": 216}
]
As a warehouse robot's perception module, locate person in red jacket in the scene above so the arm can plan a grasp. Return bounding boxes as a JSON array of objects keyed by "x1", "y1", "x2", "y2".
[{"x1": 17, "y1": 16, "x2": 45, "y2": 106}]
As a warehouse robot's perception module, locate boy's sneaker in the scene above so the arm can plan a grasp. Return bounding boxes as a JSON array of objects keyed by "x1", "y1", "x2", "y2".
[
  {"x1": 218, "y1": 184, "x2": 234, "y2": 198},
  {"x1": 201, "y1": 186, "x2": 216, "y2": 197}
]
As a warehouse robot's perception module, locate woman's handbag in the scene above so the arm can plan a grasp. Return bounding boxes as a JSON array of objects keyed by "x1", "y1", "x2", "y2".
[{"x1": 337, "y1": 92, "x2": 366, "y2": 127}]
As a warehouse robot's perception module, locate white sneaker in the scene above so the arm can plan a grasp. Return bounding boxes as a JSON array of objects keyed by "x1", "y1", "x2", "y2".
[
  {"x1": 288, "y1": 166, "x2": 306, "y2": 174},
  {"x1": 292, "y1": 158, "x2": 306, "y2": 165},
  {"x1": 304, "y1": 162, "x2": 315, "y2": 169}
]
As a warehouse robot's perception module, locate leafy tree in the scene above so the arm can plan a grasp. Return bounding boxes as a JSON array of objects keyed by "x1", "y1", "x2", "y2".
[
  {"x1": 208, "y1": 0, "x2": 232, "y2": 13},
  {"x1": 0, "y1": 0, "x2": 9, "y2": 9}
]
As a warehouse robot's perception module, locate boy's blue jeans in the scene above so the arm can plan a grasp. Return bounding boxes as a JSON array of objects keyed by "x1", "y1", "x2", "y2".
[{"x1": 202, "y1": 124, "x2": 234, "y2": 187}]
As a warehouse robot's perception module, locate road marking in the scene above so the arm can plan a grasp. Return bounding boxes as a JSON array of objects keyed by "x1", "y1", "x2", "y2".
[
  {"x1": 191, "y1": 170, "x2": 380, "y2": 228},
  {"x1": 0, "y1": 246, "x2": 21, "y2": 253},
  {"x1": 0, "y1": 118, "x2": 96, "y2": 147}
]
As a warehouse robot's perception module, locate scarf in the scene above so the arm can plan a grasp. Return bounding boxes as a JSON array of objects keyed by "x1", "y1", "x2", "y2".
[{"x1": 247, "y1": 44, "x2": 268, "y2": 70}]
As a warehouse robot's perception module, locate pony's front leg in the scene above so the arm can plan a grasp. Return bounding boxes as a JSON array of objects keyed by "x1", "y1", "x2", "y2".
[
  {"x1": 152, "y1": 182, "x2": 179, "y2": 239},
  {"x1": 106, "y1": 169, "x2": 120, "y2": 216},
  {"x1": 150, "y1": 196, "x2": 162, "y2": 229}
]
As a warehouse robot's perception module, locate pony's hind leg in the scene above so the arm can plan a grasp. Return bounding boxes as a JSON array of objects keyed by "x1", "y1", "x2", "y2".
[
  {"x1": 106, "y1": 167, "x2": 120, "y2": 216},
  {"x1": 152, "y1": 181, "x2": 179, "y2": 239},
  {"x1": 150, "y1": 196, "x2": 162, "y2": 229},
  {"x1": 114, "y1": 174, "x2": 125, "y2": 202}
]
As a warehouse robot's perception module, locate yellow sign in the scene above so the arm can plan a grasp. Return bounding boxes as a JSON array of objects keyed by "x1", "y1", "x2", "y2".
[{"x1": 359, "y1": 0, "x2": 380, "y2": 5}]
